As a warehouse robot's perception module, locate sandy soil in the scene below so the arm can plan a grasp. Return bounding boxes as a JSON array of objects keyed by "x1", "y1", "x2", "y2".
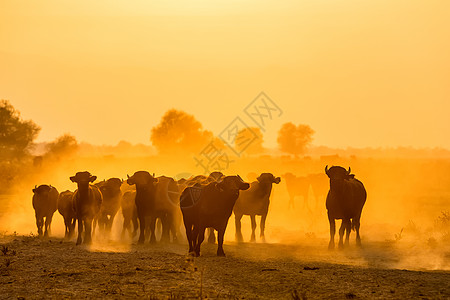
[{"x1": 0, "y1": 234, "x2": 449, "y2": 300}]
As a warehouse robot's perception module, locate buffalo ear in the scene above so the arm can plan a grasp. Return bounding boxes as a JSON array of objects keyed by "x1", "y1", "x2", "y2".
[
  {"x1": 348, "y1": 174, "x2": 355, "y2": 179},
  {"x1": 32, "y1": 188, "x2": 37, "y2": 193},
  {"x1": 70, "y1": 176, "x2": 76, "y2": 183},
  {"x1": 275, "y1": 177, "x2": 281, "y2": 184},
  {"x1": 89, "y1": 176, "x2": 97, "y2": 183}
]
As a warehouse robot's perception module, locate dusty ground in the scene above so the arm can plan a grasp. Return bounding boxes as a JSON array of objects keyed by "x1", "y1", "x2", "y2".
[{"x1": 0, "y1": 234, "x2": 449, "y2": 300}]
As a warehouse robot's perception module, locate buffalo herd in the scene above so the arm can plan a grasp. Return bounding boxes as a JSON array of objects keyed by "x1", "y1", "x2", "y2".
[{"x1": 31, "y1": 166, "x2": 367, "y2": 255}]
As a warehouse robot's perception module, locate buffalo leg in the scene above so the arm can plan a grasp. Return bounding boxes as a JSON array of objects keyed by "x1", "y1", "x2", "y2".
[
  {"x1": 194, "y1": 226, "x2": 206, "y2": 257},
  {"x1": 148, "y1": 216, "x2": 157, "y2": 244},
  {"x1": 235, "y1": 213, "x2": 244, "y2": 242},
  {"x1": 217, "y1": 228, "x2": 226, "y2": 256},
  {"x1": 44, "y1": 214, "x2": 53, "y2": 237},
  {"x1": 69, "y1": 218, "x2": 76, "y2": 239},
  {"x1": 207, "y1": 228, "x2": 216, "y2": 244},
  {"x1": 288, "y1": 193, "x2": 294, "y2": 210},
  {"x1": 184, "y1": 221, "x2": 194, "y2": 253},
  {"x1": 160, "y1": 216, "x2": 170, "y2": 243},
  {"x1": 64, "y1": 217, "x2": 70, "y2": 239},
  {"x1": 121, "y1": 216, "x2": 130, "y2": 239},
  {"x1": 137, "y1": 213, "x2": 146, "y2": 244},
  {"x1": 354, "y1": 217, "x2": 362, "y2": 246},
  {"x1": 84, "y1": 218, "x2": 93, "y2": 245},
  {"x1": 338, "y1": 220, "x2": 346, "y2": 248},
  {"x1": 76, "y1": 218, "x2": 83, "y2": 245},
  {"x1": 260, "y1": 214, "x2": 267, "y2": 242},
  {"x1": 132, "y1": 215, "x2": 138, "y2": 238},
  {"x1": 344, "y1": 219, "x2": 351, "y2": 246},
  {"x1": 107, "y1": 212, "x2": 117, "y2": 233},
  {"x1": 36, "y1": 215, "x2": 43, "y2": 237},
  {"x1": 250, "y1": 215, "x2": 257, "y2": 242},
  {"x1": 328, "y1": 212, "x2": 335, "y2": 250}
]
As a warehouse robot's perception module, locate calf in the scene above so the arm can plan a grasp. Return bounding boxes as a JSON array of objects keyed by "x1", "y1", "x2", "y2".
[
  {"x1": 32, "y1": 185, "x2": 59, "y2": 237},
  {"x1": 58, "y1": 190, "x2": 76, "y2": 239},
  {"x1": 282, "y1": 173, "x2": 310, "y2": 210},
  {"x1": 96, "y1": 178, "x2": 123, "y2": 233},
  {"x1": 121, "y1": 190, "x2": 138, "y2": 239},
  {"x1": 234, "y1": 173, "x2": 281, "y2": 242}
]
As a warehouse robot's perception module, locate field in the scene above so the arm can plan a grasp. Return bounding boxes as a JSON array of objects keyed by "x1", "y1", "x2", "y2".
[{"x1": 0, "y1": 234, "x2": 449, "y2": 299}]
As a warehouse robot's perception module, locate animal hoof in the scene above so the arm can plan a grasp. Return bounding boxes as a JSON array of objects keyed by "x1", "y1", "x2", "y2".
[
  {"x1": 217, "y1": 252, "x2": 226, "y2": 257},
  {"x1": 328, "y1": 243, "x2": 335, "y2": 250}
]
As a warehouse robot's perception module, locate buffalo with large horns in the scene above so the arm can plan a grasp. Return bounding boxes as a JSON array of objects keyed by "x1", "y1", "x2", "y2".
[{"x1": 325, "y1": 165, "x2": 366, "y2": 249}]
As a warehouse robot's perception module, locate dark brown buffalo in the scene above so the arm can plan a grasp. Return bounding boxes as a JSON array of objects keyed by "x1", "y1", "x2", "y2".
[
  {"x1": 96, "y1": 178, "x2": 123, "y2": 233},
  {"x1": 121, "y1": 190, "x2": 138, "y2": 239},
  {"x1": 70, "y1": 171, "x2": 103, "y2": 245},
  {"x1": 57, "y1": 190, "x2": 76, "y2": 239},
  {"x1": 32, "y1": 185, "x2": 59, "y2": 237},
  {"x1": 282, "y1": 173, "x2": 310, "y2": 210},
  {"x1": 126, "y1": 171, "x2": 158, "y2": 243},
  {"x1": 325, "y1": 166, "x2": 367, "y2": 249},
  {"x1": 234, "y1": 173, "x2": 281, "y2": 242},
  {"x1": 180, "y1": 175, "x2": 249, "y2": 256},
  {"x1": 181, "y1": 172, "x2": 224, "y2": 244}
]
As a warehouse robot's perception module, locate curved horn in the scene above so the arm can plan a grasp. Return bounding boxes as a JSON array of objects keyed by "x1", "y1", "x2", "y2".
[
  {"x1": 347, "y1": 167, "x2": 351, "y2": 174},
  {"x1": 325, "y1": 165, "x2": 329, "y2": 174},
  {"x1": 127, "y1": 174, "x2": 130, "y2": 179},
  {"x1": 237, "y1": 174, "x2": 243, "y2": 181},
  {"x1": 35, "y1": 185, "x2": 37, "y2": 189},
  {"x1": 152, "y1": 173, "x2": 155, "y2": 177}
]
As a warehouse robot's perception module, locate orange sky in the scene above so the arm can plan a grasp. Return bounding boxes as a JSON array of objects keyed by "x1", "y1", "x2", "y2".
[{"x1": 1, "y1": 0, "x2": 449, "y2": 148}]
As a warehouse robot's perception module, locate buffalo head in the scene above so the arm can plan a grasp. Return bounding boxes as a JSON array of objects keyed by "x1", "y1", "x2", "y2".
[
  {"x1": 257, "y1": 173, "x2": 281, "y2": 184},
  {"x1": 218, "y1": 175, "x2": 250, "y2": 191},
  {"x1": 127, "y1": 171, "x2": 158, "y2": 186},
  {"x1": 32, "y1": 184, "x2": 52, "y2": 194},
  {"x1": 70, "y1": 171, "x2": 97, "y2": 184},
  {"x1": 325, "y1": 165, "x2": 352, "y2": 180}
]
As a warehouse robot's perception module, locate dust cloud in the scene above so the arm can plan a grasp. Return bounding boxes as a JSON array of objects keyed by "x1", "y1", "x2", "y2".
[{"x1": 0, "y1": 145, "x2": 449, "y2": 271}]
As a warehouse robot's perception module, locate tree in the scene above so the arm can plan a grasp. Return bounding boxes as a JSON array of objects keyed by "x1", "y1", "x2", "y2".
[
  {"x1": 150, "y1": 109, "x2": 217, "y2": 154},
  {"x1": 277, "y1": 122, "x2": 314, "y2": 156},
  {"x1": 0, "y1": 100, "x2": 40, "y2": 159},
  {"x1": 45, "y1": 134, "x2": 78, "y2": 159},
  {"x1": 234, "y1": 127, "x2": 264, "y2": 155}
]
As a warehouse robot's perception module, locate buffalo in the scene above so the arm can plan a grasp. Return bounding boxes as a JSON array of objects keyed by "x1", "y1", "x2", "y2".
[
  {"x1": 58, "y1": 190, "x2": 76, "y2": 239},
  {"x1": 96, "y1": 178, "x2": 123, "y2": 233},
  {"x1": 234, "y1": 173, "x2": 281, "y2": 242},
  {"x1": 307, "y1": 173, "x2": 329, "y2": 210},
  {"x1": 180, "y1": 175, "x2": 249, "y2": 256},
  {"x1": 178, "y1": 172, "x2": 224, "y2": 244},
  {"x1": 126, "y1": 171, "x2": 158, "y2": 243},
  {"x1": 32, "y1": 185, "x2": 59, "y2": 237},
  {"x1": 154, "y1": 176, "x2": 184, "y2": 243},
  {"x1": 282, "y1": 173, "x2": 310, "y2": 210},
  {"x1": 121, "y1": 190, "x2": 138, "y2": 239},
  {"x1": 70, "y1": 171, "x2": 103, "y2": 245},
  {"x1": 325, "y1": 166, "x2": 366, "y2": 249}
]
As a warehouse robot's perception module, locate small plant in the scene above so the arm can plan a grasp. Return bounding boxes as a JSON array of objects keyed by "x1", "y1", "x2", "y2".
[
  {"x1": 291, "y1": 289, "x2": 307, "y2": 300},
  {"x1": 394, "y1": 228, "x2": 403, "y2": 242},
  {"x1": 345, "y1": 292, "x2": 356, "y2": 299},
  {"x1": 1, "y1": 245, "x2": 8, "y2": 255},
  {"x1": 4, "y1": 258, "x2": 12, "y2": 268}
]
